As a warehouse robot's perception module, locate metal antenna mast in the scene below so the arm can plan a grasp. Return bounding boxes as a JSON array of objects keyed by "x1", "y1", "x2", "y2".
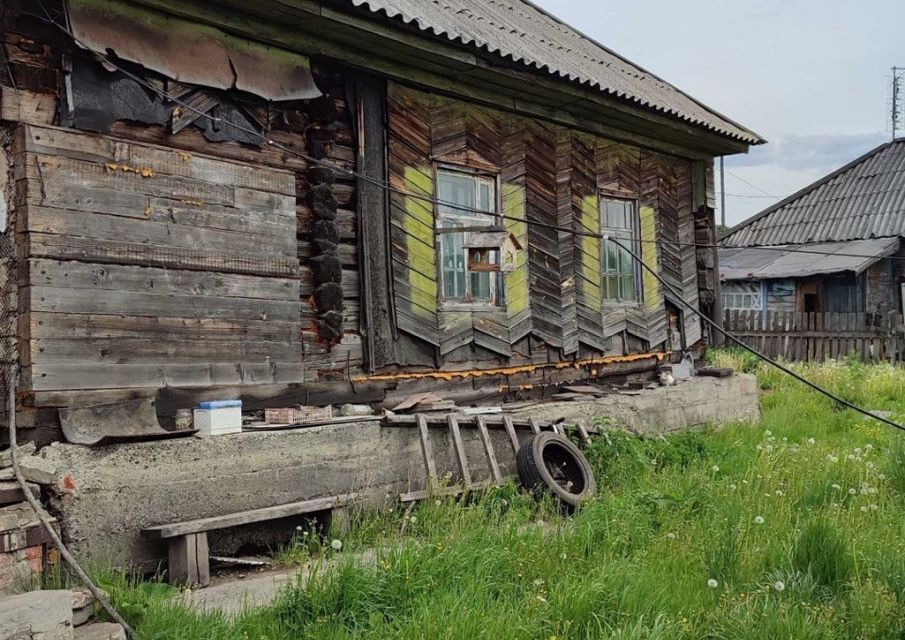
[{"x1": 893, "y1": 66, "x2": 904, "y2": 139}]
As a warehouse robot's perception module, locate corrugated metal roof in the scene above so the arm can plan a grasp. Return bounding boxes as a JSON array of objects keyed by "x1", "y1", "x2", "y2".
[
  {"x1": 346, "y1": 0, "x2": 763, "y2": 145},
  {"x1": 719, "y1": 237, "x2": 900, "y2": 281},
  {"x1": 722, "y1": 139, "x2": 905, "y2": 247}
]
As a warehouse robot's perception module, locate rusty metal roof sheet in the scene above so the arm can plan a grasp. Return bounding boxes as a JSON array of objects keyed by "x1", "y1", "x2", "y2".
[
  {"x1": 722, "y1": 139, "x2": 905, "y2": 247},
  {"x1": 69, "y1": 0, "x2": 322, "y2": 102},
  {"x1": 719, "y1": 237, "x2": 901, "y2": 281},
  {"x1": 346, "y1": 0, "x2": 763, "y2": 145}
]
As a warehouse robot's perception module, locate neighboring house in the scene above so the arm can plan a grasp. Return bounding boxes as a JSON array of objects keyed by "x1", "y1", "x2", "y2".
[
  {"x1": 0, "y1": 0, "x2": 762, "y2": 435},
  {"x1": 719, "y1": 138, "x2": 905, "y2": 317}
]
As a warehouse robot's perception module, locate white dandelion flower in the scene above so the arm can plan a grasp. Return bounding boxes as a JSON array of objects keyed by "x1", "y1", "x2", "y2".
[
  {"x1": 409, "y1": 515, "x2": 418, "y2": 524},
  {"x1": 330, "y1": 539, "x2": 343, "y2": 551},
  {"x1": 807, "y1": 438, "x2": 815, "y2": 446},
  {"x1": 712, "y1": 465, "x2": 720, "y2": 473},
  {"x1": 435, "y1": 500, "x2": 442, "y2": 506},
  {"x1": 667, "y1": 533, "x2": 676, "y2": 540},
  {"x1": 869, "y1": 503, "x2": 879, "y2": 511},
  {"x1": 854, "y1": 448, "x2": 862, "y2": 455},
  {"x1": 848, "y1": 488, "x2": 857, "y2": 495},
  {"x1": 730, "y1": 484, "x2": 737, "y2": 491},
  {"x1": 865, "y1": 462, "x2": 875, "y2": 469},
  {"x1": 707, "y1": 578, "x2": 719, "y2": 589},
  {"x1": 295, "y1": 525, "x2": 303, "y2": 532},
  {"x1": 754, "y1": 516, "x2": 765, "y2": 525},
  {"x1": 878, "y1": 473, "x2": 887, "y2": 481},
  {"x1": 764, "y1": 430, "x2": 772, "y2": 437},
  {"x1": 827, "y1": 455, "x2": 839, "y2": 463},
  {"x1": 774, "y1": 581, "x2": 785, "y2": 592},
  {"x1": 847, "y1": 454, "x2": 855, "y2": 461},
  {"x1": 860, "y1": 506, "x2": 868, "y2": 513}
]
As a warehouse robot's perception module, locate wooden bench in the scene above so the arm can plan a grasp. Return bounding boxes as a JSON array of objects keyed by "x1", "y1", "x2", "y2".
[{"x1": 140, "y1": 494, "x2": 356, "y2": 586}]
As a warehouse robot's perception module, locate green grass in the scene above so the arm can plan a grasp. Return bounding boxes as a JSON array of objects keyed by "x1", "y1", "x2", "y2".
[{"x1": 91, "y1": 353, "x2": 905, "y2": 639}]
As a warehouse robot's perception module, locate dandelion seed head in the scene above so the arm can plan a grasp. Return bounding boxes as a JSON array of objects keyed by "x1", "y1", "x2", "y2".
[
  {"x1": 774, "y1": 581, "x2": 785, "y2": 592},
  {"x1": 435, "y1": 500, "x2": 442, "y2": 506},
  {"x1": 775, "y1": 490, "x2": 784, "y2": 496},
  {"x1": 848, "y1": 488, "x2": 857, "y2": 495},
  {"x1": 865, "y1": 444, "x2": 874, "y2": 450},
  {"x1": 730, "y1": 484, "x2": 737, "y2": 490},
  {"x1": 878, "y1": 473, "x2": 887, "y2": 480},
  {"x1": 754, "y1": 516, "x2": 765, "y2": 525},
  {"x1": 707, "y1": 578, "x2": 719, "y2": 589},
  {"x1": 667, "y1": 533, "x2": 676, "y2": 540},
  {"x1": 764, "y1": 430, "x2": 772, "y2": 437},
  {"x1": 330, "y1": 539, "x2": 343, "y2": 551},
  {"x1": 860, "y1": 506, "x2": 868, "y2": 513},
  {"x1": 295, "y1": 525, "x2": 303, "y2": 531},
  {"x1": 869, "y1": 503, "x2": 879, "y2": 510},
  {"x1": 712, "y1": 465, "x2": 720, "y2": 473},
  {"x1": 807, "y1": 438, "x2": 815, "y2": 446},
  {"x1": 409, "y1": 516, "x2": 418, "y2": 524}
]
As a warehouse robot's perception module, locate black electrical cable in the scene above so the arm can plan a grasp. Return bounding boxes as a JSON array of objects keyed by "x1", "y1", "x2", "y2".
[
  {"x1": 26, "y1": 5, "x2": 905, "y2": 435},
  {"x1": 26, "y1": 7, "x2": 905, "y2": 266},
  {"x1": 606, "y1": 236, "x2": 905, "y2": 432}
]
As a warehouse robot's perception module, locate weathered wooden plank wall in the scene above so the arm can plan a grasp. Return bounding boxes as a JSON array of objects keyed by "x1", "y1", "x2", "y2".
[
  {"x1": 385, "y1": 83, "x2": 702, "y2": 365},
  {"x1": 13, "y1": 124, "x2": 303, "y2": 393}
]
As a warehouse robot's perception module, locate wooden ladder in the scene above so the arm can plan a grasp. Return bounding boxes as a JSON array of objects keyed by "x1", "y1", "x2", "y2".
[{"x1": 399, "y1": 413, "x2": 592, "y2": 503}]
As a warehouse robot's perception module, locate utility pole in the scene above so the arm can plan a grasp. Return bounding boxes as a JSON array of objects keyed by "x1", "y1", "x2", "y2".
[
  {"x1": 719, "y1": 156, "x2": 726, "y2": 230},
  {"x1": 893, "y1": 66, "x2": 904, "y2": 139}
]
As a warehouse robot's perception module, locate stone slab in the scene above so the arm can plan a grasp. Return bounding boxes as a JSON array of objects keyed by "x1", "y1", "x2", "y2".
[{"x1": 0, "y1": 589, "x2": 73, "y2": 639}]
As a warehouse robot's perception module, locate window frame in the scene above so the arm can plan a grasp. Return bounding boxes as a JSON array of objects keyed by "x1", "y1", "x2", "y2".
[
  {"x1": 722, "y1": 282, "x2": 764, "y2": 311},
  {"x1": 599, "y1": 197, "x2": 642, "y2": 305},
  {"x1": 434, "y1": 164, "x2": 503, "y2": 309}
]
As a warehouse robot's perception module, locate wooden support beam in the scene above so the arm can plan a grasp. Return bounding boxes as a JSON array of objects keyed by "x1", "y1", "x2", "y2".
[
  {"x1": 475, "y1": 416, "x2": 502, "y2": 484},
  {"x1": 446, "y1": 415, "x2": 472, "y2": 487},
  {"x1": 528, "y1": 417, "x2": 541, "y2": 434},
  {"x1": 574, "y1": 419, "x2": 592, "y2": 445}
]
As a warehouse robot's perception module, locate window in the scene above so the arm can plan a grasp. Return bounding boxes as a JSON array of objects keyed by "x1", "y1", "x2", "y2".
[
  {"x1": 436, "y1": 168, "x2": 499, "y2": 304},
  {"x1": 722, "y1": 282, "x2": 763, "y2": 310},
  {"x1": 601, "y1": 199, "x2": 641, "y2": 303}
]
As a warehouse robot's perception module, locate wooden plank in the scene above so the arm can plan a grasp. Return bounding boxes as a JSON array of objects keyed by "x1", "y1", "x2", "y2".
[
  {"x1": 502, "y1": 415, "x2": 521, "y2": 457},
  {"x1": 529, "y1": 417, "x2": 541, "y2": 434},
  {"x1": 142, "y1": 494, "x2": 356, "y2": 539},
  {"x1": 399, "y1": 479, "x2": 492, "y2": 503},
  {"x1": 447, "y1": 414, "x2": 472, "y2": 487},
  {"x1": 475, "y1": 416, "x2": 503, "y2": 484},
  {"x1": 416, "y1": 414, "x2": 438, "y2": 483}
]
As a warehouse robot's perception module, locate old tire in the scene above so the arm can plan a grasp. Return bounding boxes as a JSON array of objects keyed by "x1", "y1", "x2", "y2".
[{"x1": 516, "y1": 432, "x2": 596, "y2": 508}]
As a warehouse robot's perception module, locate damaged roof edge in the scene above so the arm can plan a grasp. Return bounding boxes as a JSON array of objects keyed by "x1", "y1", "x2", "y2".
[
  {"x1": 67, "y1": 0, "x2": 323, "y2": 102},
  {"x1": 344, "y1": 0, "x2": 765, "y2": 146}
]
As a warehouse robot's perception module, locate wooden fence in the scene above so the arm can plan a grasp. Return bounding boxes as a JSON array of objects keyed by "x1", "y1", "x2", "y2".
[{"x1": 722, "y1": 311, "x2": 905, "y2": 362}]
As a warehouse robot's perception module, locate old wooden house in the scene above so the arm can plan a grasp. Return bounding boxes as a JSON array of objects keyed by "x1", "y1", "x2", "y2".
[
  {"x1": 0, "y1": 0, "x2": 766, "y2": 574},
  {"x1": 0, "y1": 0, "x2": 762, "y2": 441},
  {"x1": 719, "y1": 138, "x2": 905, "y2": 361}
]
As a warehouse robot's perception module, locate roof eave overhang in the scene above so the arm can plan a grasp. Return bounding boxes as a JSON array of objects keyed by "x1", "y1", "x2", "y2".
[{"x1": 123, "y1": 0, "x2": 756, "y2": 159}]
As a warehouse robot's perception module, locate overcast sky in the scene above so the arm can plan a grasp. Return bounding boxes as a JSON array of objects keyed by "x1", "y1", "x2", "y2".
[{"x1": 533, "y1": 0, "x2": 905, "y2": 227}]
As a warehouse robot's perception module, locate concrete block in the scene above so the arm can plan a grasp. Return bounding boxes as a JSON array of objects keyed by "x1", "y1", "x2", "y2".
[
  {"x1": 18, "y1": 457, "x2": 57, "y2": 486},
  {"x1": 0, "y1": 589, "x2": 73, "y2": 639},
  {"x1": 0, "y1": 443, "x2": 37, "y2": 468},
  {"x1": 73, "y1": 623, "x2": 125, "y2": 640}
]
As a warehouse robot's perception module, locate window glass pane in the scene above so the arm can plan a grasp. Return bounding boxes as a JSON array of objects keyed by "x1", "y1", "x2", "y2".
[
  {"x1": 605, "y1": 200, "x2": 625, "y2": 228},
  {"x1": 441, "y1": 232, "x2": 465, "y2": 299},
  {"x1": 471, "y1": 271, "x2": 491, "y2": 300},
  {"x1": 478, "y1": 181, "x2": 493, "y2": 212},
  {"x1": 437, "y1": 172, "x2": 476, "y2": 224},
  {"x1": 621, "y1": 274, "x2": 635, "y2": 301},
  {"x1": 605, "y1": 244, "x2": 618, "y2": 272}
]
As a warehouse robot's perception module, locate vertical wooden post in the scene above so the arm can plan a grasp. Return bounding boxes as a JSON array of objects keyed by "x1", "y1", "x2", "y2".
[
  {"x1": 168, "y1": 532, "x2": 209, "y2": 587},
  {"x1": 502, "y1": 415, "x2": 521, "y2": 457},
  {"x1": 416, "y1": 414, "x2": 437, "y2": 486}
]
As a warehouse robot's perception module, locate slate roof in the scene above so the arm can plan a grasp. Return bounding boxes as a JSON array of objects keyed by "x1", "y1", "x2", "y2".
[
  {"x1": 722, "y1": 138, "x2": 905, "y2": 247},
  {"x1": 347, "y1": 0, "x2": 763, "y2": 144},
  {"x1": 719, "y1": 237, "x2": 901, "y2": 281}
]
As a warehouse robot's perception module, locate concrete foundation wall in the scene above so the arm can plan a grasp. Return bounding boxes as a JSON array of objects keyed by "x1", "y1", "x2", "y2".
[
  {"x1": 515, "y1": 373, "x2": 760, "y2": 434},
  {"x1": 36, "y1": 374, "x2": 759, "y2": 569}
]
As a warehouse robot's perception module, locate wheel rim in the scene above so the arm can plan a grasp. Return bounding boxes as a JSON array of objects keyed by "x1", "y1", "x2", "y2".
[{"x1": 541, "y1": 441, "x2": 586, "y2": 494}]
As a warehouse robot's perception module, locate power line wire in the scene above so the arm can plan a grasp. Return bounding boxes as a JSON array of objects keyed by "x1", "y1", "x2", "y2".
[
  {"x1": 26, "y1": 4, "x2": 905, "y2": 436},
  {"x1": 28, "y1": 9, "x2": 905, "y2": 265},
  {"x1": 725, "y1": 169, "x2": 777, "y2": 199}
]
